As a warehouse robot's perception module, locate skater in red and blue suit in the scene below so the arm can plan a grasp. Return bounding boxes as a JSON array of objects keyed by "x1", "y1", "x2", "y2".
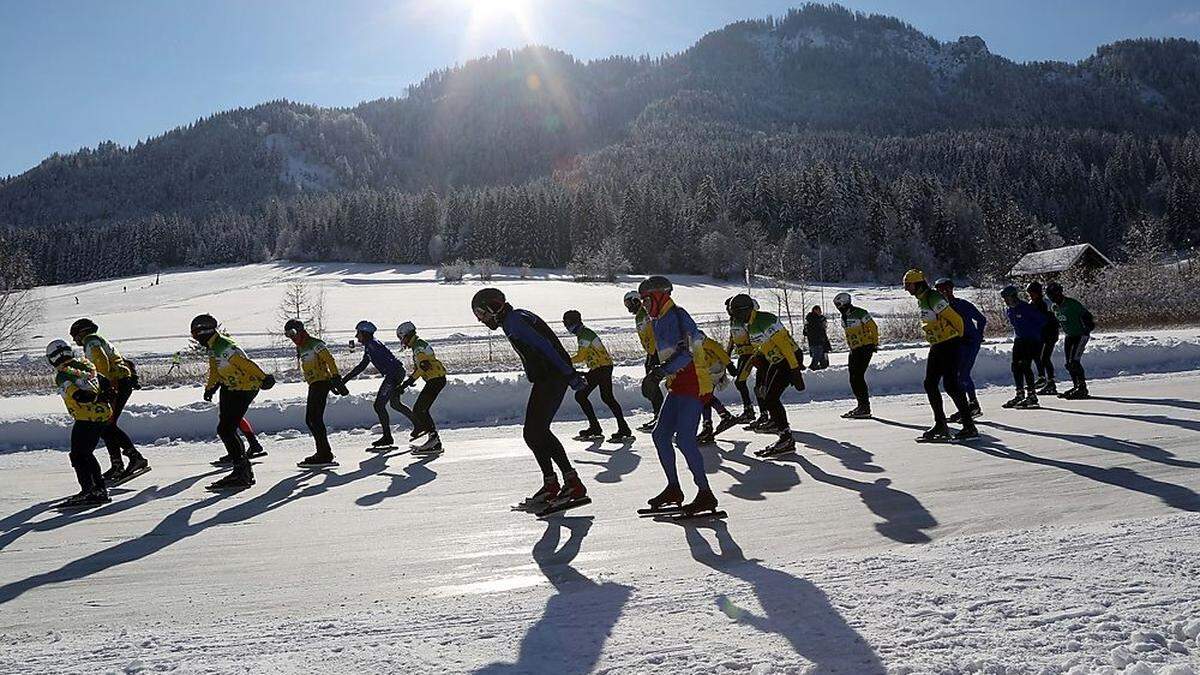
[
  {"x1": 639, "y1": 276, "x2": 718, "y2": 516},
  {"x1": 471, "y1": 288, "x2": 589, "y2": 513},
  {"x1": 935, "y1": 278, "x2": 987, "y2": 422}
]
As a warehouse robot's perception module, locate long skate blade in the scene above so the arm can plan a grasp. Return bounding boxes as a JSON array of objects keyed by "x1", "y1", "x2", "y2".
[
  {"x1": 637, "y1": 506, "x2": 683, "y2": 517},
  {"x1": 536, "y1": 496, "x2": 592, "y2": 518},
  {"x1": 915, "y1": 436, "x2": 955, "y2": 444},
  {"x1": 511, "y1": 498, "x2": 549, "y2": 513},
  {"x1": 205, "y1": 482, "x2": 254, "y2": 492},
  {"x1": 365, "y1": 445, "x2": 398, "y2": 453},
  {"x1": 297, "y1": 461, "x2": 339, "y2": 469},
  {"x1": 106, "y1": 465, "x2": 152, "y2": 487},
  {"x1": 53, "y1": 499, "x2": 109, "y2": 512},
  {"x1": 659, "y1": 510, "x2": 728, "y2": 522}
]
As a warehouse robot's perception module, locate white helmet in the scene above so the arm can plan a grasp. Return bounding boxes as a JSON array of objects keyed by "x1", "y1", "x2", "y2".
[
  {"x1": 46, "y1": 339, "x2": 73, "y2": 365},
  {"x1": 395, "y1": 321, "x2": 416, "y2": 343},
  {"x1": 833, "y1": 292, "x2": 852, "y2": 308}
]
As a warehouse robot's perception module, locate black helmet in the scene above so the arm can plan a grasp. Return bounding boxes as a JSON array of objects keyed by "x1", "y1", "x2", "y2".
[
  {"x1": 934, "y1": 277, "x2": 953, "y2": 290},
  {"x1": 69, "y1": 318, "x2": 98, "y2": 342},
  {"x1": 623, "y1": 290, "x2": 641, "y2": 314},
  {"x1": 1025, "y1": 280, "x2": 1043, "y2": 295},
  {"x1": 190, "y1": 314, "x2": 218, "y2": 342},
  {"x1": 283, "y1": 319, "x2": 305, "y2": 338},
  {"x1": 562, "y1": 310, "x2": 582, "y2": 330},
  {"x1": 637, "y1": 275, "x2": 672, "y2": 296},
  {"x1": 471, "y1": 288, "x2": 507, "y2": 330},
  {"x1": 1045, "y1": 281, "x2": 1064, "y2": 298},
  {"x1": 1000, "y1": 285, "x2": 1020, "y2": 299},
  {"x1": 727, "y1": 293, "x2": 755, "y2": 322}
]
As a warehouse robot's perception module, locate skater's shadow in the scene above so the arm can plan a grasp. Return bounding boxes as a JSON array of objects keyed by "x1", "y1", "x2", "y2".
[
  {"x1": 716, "y1": 441, "x2": 801, "y2": 502},
  {"x1": 782, "y1": 456, "x2": 937, "y2": 544},
  {"x1": 870, "y1": 417, "x2": 926, "y2": 433},
  {"x1": 0, "y1": 450, "x2": 403, "y2": 606},
  {"x1": 965, "y1": 434, "x2": 1200, "y2": 512},
  {"x1": 790, "y1": 430, "x2": 883, "y2": 473},
  {"x1": 1090, "y1": 396, "x2": 1200, "y2": 412},
  {"x1": 678, "y1": 520, "x2": 885, "y2": 674},
  {"x1": 0, "y1": 470, "x2": 222, "y2": 553},
  {"x1": 984, "y1": 420, "x2": 1200, "y2": 470},
  {"x1": 475, "y1": 517, "x2": 632, "y2": 675},
  {"x1": 575, "y1": 443, "x2": 640, "y2": 484},
  {"x1": 355, "y1": 456, "x2": 438, "y2": 507},
  {"x1": 1039, "y1": 406, "x2": 1200, "y2": 436}
]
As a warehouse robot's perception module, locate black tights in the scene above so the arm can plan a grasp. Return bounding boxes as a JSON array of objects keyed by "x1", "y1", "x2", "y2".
[
  {"x1": 525, "y1": 378, "x2": 574, "y2": 479},
  {"x1": 925, "y1": 338, "x2": 971, "y2": 425},
  {"x1": 575, "y1": 366, "x2": 629, "y2": 432}
]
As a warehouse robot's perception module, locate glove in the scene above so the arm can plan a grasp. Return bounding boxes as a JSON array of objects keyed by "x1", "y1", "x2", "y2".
[
  {"x1": 790, "y1": 368, "x2": 806, "y2": 392},
  {"x1": 642, "y1": 368, "x2": 665, "y2": 399},
  {"x1": 726, "y1": 363, "x2": 739, "y2": 378},
  {"x1": 332, "y1": 381, "x2": 350, "y2": 396},
  {"x1": 127, "y1": 361, "x2": 142, "y2": 390},
  {"x1": 72, "y1": 390, "x2": 98, "y2": 404},
  {"x1": 203, "y1": 386, "x2": 217, "y2": 402},
  {"x1": 260, "y1": 374, "x2": 276, "y2": 390},
  {"x1": 569, "y1": 373, "x2": 588, "y2": 392}
]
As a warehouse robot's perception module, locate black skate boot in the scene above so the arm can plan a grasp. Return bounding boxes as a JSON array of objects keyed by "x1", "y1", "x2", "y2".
[
  {"x1": 1014, "y1": 394, "x2": 1040, "y2": 409},
  {"x1": 1002, "y1": 391, "x2": 1026, "y2": 409},
  {"x1": 537, "y1": 472, "x2": 591, "y2": 516},
  {"x1": 246, "y1": 440, "x2": 267, "y2": 459},
  {"x1": 696, "y1": 424, "x2": 716, "y2": 446},
  {"x1": 679, "y1": 488, "x2": 721, "y2": 517},
  {"x1": 919, "y1": 423, "x2": 952, "y2": 442},
  {"x1": 639, "y1": 484, "x2": 685, "y2": 515},
  {"x1": 574, "y1": 426, "x2": 604, "y2": 441},
  {"x1": 1037, "y1": 380, "x2": 1058, "y2": 396},
  {"x1": 369, "y1": 435, "x2": 396, "y2": 451},
  {"x1": 744, "y1": 413, "x2": 770, "y2": 431},
  {"x1": 206, "y1": 463, "x2": 255, "y2": 491},
  {"x1": 298, "y1": 452, "x2": 338, "y2": 468},
  {"x1": 607, "y1": 428, "x2": 635, "y2": 443},
  {"x1": 1064, "y1": 385, "x2": 1090, "y2": 400},
  {"x1": 954, "y1": 423, "x2": 979, "y2": 441},
  {"x1": 969, "y1": 400, "x2": 982, "y2": 418},
  {"x1": 637, "y1": 416, "x2": 658, "y2": 433},
  {"x1": 842, "y1": 405, "x2": 872, "y2": 419},
  {"x1": 412, "y1": 432, "x2": 443, "y2": 455},
  {"x1": 110, "y1": 454, "x2": 151, "y2": 486},
  {"x1": 713, "y1": 413, "x2": 740, "y2": 436},
  {"x1": 757, "y1": 433, "x2": 796, "y2": 457},
  {"x1": 101, "y1": 460, "x2": 125, "y2": 484},
  {"x1": 733, "y1": 409, "x2": 756, "y2": 424}
]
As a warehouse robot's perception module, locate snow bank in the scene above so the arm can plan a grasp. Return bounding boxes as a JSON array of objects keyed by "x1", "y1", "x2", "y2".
[{"x1": 4, "y1": 330, "x2": 1200, "y2": 452}]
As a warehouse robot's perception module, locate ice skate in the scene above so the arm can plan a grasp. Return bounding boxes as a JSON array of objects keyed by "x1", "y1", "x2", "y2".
[
  {"x1": 841, "y1": 406, "x2": 872, "y2": 419},
  {"x1": 638, "y1": 484, "x2": 684, "y2": 516}
]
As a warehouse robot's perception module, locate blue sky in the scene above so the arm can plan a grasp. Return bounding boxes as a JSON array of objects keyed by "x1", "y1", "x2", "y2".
[{"x1": 2, "y1": 0, "x2": 1198, "y2": 178}]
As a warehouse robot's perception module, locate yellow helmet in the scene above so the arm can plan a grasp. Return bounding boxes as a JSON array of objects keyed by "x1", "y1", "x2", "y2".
[{"x1": 902, "y1": 269, "x2": 926, "y2": 285}]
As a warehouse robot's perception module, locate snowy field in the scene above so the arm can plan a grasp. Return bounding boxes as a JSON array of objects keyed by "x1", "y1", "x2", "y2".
[
  {"x1": 3, "y1": 367, "x2": 1200, "y2": 673},
  {"x1": 4, "y1": 261, "x2": 1200, "y2": 673},
  {"x1": 11, "y1": 262, "x2": 918, "y2": 365}
]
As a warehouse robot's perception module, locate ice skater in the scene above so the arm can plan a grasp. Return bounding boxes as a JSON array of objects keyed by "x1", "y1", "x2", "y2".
[
  {"x1": 638, "y1": 276, "x2": 721, "y2": 516},
  {"x1": 285, "y1": 319, "x2": 348, "y2": 467},
  {"x1": 902, "y1": 270, "x2": 977, "y2": 442},
  {"x1": 471, "y1": 288, "x2": 590, "y2": 515},
  {"x1": 46, "y1": 340, "x2": 112, "y2": 508},
  {"x1": 1000, "y1": 286, "x2": 1046, "y2": 410},
  {"x1": 563, "y1": 310, "x2": 633, "y2": 443},
  {"x1": 833, "y1": 292, "x2": 879, "y2": 419},
  {"x1": 339, "y1": 321, "x2": 407, "y2": 449},
  {"x1": 395, "y1": 321, "x2": 448, "y2": 454}
]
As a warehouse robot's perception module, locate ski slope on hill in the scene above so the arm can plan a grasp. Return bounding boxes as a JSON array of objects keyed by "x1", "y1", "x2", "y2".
[{"x1": 2, "y1": 371, "x2": 1200, "y2": 673}]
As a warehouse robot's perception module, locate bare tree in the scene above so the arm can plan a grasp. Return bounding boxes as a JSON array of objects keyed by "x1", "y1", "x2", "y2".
[
  {"x1": 0, "y1": 243, "x2": 43, "y2": 367},
  {"x1": 277, "y1": 280, "x2": 326, "y2": 337}
]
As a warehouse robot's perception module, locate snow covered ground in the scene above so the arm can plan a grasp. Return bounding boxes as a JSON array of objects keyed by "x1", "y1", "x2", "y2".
[
  {"x1": 2, "y1": 369, "x2": 1200, "y2": 673},
  {"x1": 13, "y1": 261, "x2": 917, "y2": 363}
]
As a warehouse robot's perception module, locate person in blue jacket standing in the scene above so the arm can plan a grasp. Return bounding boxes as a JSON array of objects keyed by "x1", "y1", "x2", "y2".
[
  {"x1": 1000, "y1": 285, "x2": 1047, "y2": 409},
  {"x1": 935, "y1": 278, "x2": 987, "y2": 421},
  {"x1": 340, "y1": 320, "x2": 407, "y2": 448},
  {"x1": 471, "y1": 288, "x2": 589, "y2": 511}
]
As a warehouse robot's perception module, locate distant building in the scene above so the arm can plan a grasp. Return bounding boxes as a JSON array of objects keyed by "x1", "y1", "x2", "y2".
[{"x1": 1009, "y1": 243, "x2": 1113, "y2": 280}]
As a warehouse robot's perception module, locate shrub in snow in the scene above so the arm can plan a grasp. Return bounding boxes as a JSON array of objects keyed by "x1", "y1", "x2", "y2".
[
  {"x1": 439, "y1": 260, "x2": 467, "y2": 283},
  {"x1": 472, "y1": 258, "x2": 499, "y2": 281}
]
